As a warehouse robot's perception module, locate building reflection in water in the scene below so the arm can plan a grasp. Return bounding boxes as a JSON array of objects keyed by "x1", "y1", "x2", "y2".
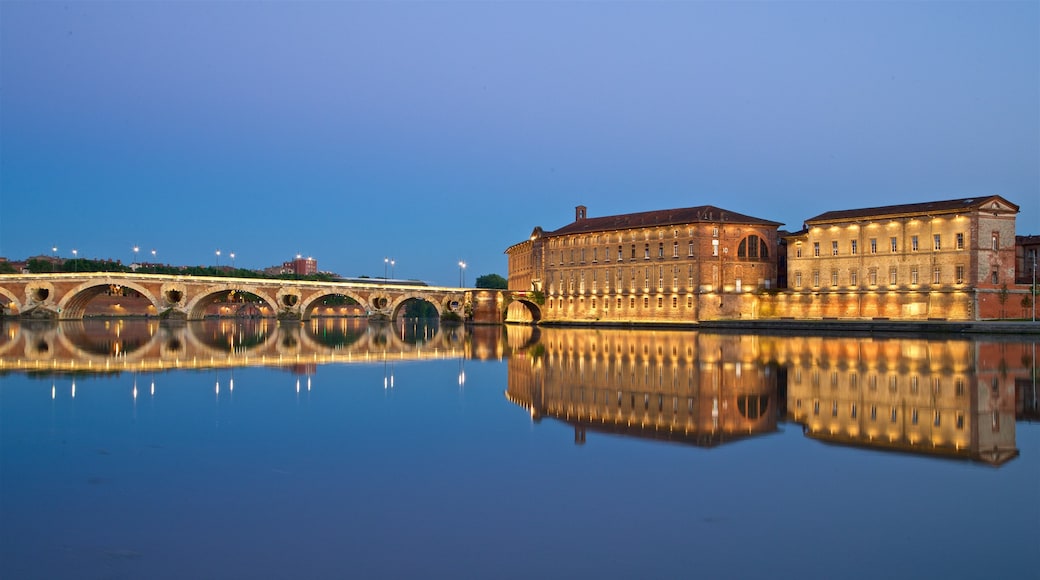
[
  {"x1": 505, "y1": 327, "x2": 1035, "y2": 466},
  {"x1": 1, "y1": 319, "x2": 1035, "y2": 466},
  {"x1": 506, "y1": 328, "x2": 780, "y2": 446}
]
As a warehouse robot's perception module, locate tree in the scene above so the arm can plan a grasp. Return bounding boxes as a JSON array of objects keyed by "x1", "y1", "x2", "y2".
[{"x1": 475, "y1": 273, "x2": 508, "y2": 289}]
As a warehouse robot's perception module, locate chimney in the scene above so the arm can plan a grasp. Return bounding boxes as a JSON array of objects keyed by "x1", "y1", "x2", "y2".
[{"x1": 576, "y1": 205, "x2": 587, "y2": 221}]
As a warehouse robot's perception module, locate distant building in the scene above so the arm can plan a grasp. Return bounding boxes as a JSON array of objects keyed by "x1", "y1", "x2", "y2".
[
  {"x1": 267, "y1": 256, "x2": 318, "y2": 276},
  {"x1": 1016, "y1": 234, "x2": 1040, "y2": 285}
]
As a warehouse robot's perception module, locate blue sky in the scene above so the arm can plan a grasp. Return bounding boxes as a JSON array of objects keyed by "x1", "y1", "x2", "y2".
[{"x1": 2, "y1": 1, "x2": 1037, "y2": 286}]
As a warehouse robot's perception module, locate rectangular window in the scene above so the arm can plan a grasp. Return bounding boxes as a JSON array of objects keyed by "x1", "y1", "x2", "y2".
[
  {"x1": 712, "y1": 227, "x2": 719, "y2": 237},
  {"x1": 992, "y1": 232, "x2": 999, "y2": 251},
  {"x1": 870, "y1": 238, "x2": 877, "y2": 254},
  {"x1": 618, "y1": 246, "x2": 623, "y2": 261},
  {"x1": 832, "y1": 241, "x2": 839, "y2": 256},
  {"x1": 813, "y1": 242, "x2": 820, "y2": 257},
  {"x1": 850, "y1": 270, "x2": 857, "y2": 285},
  {"x1": 796, "y1": 245, "x2": 803, "y2": 258},
  {"x1": 812, "y1": 270, "x2": 820, "y2": 287},
  {"x1": 889, "y1": 267, "x2": 897, "y2": 285},
  {"x1": 933, "y1": 234, "x2": 941, "y2": 251},
  {"x1": 657, "y1": 243, "x2": 664, "y2": 258},
  {"x1": 933, "y1": 266, "x2": 941, "y2": 284},
  {"x1": 956, "y1": 265, "x2": 964, "y2": 284},
  {"x1": 911, "y1": 267, "x2": 918, "y2": 285},
  {"x1": 831, "y1": 270, "x2": 838, "y2": 287},
  {"x1": 795, "y1": 272, "x2": 802, "y2": 287},
  {"x1": 890, "y1": 237, "x2": 898, "y2": 252},
  {"x1": 644, "y1": 244, "x2": 650, "y2": 259},
  {"x1": 956, "y1": 232, "x2": 964, "y2": 250},
  {"x1": 672, "y1": 242, "x2": 679, "y2": 257},
  {"x1": 869, "y1": 268, "x2": 877, "y2": 286},
  {"x1": 850, "y1": 240, "x2": 858, "y2": 255},
  {"x1": 911, "y1": 236, "x2": 919, "y2": 251},
  {"x1": 992, "y1": 270, "x2": 999, "y2": 284},
  {"x1": 688, "y1": 241, "x2": 694, "y2": 256}
]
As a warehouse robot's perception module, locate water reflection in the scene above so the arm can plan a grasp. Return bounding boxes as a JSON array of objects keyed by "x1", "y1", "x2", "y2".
[
  {"x1": 0, "y1": 318, "x2": 479, "y2": 373},
  {"x1": 506, "y1": 327, "x2": 1037, "y2": 466},
  {"x1": 2, "y1": 319, "x2": 1036, "y2": 467}
]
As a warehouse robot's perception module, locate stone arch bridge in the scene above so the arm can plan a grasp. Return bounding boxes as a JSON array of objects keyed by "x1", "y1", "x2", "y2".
[{"x1": 0, "y1": 272, "x2": 514, "y2": 322}]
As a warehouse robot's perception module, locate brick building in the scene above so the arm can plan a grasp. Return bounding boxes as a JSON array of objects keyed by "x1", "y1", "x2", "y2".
[
  {"x1": 505, "y1": 204, "x2": 782, "y2": 323},
  {"x1": 507, "y1": 195, "x2": 1032, "y2": 322}
]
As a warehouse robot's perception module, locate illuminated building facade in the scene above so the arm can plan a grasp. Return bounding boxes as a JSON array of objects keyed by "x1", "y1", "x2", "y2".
[
  {"x1": 505, "y1": 327, "x2": 779, "y2": 446},
  {"x1": 780, "y1": 196, "x2": 1020, "y2": 320},
  {"x1": 504, "y1": 326, "x2": 1026, "y2": 465},
  {"x1": 505, "y1": 205, "x2": 782, "y2": 323},
  {"x1": 780, "y1": 334, "x2": 1022, "y2": 465}
]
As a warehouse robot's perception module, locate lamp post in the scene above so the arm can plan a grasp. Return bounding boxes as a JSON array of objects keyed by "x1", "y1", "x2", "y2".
[
  {"x1": 216, "y1": 249, "x2": 221, "y2": 268},
  {"x1": 230, "y1": 252, "x2": 235, "y2": 269},
  {"x1": 384, "y1": 257, "x2": 389, "y2": 281},
  {"x1": 71, "y1": 249, "x2": 78, "y2": 272},
  {"x1": 132, "y1": 245, "x2": 139, "y2": 271},
  {"x1": 390, "y1": 258, "x2": 395, "y2": 280},
  {"x1": 458, "y1": 260, "x2": 466, "y2": 287},
  {"x1": 1032, "y1": 254, "x2": 1036, "y2": 322},
  {"x1": 52, "y1": 246, "x2": 58, "y2": 272}
]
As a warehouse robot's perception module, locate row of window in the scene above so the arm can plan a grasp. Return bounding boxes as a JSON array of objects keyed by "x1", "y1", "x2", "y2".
[
  {"x1": 547, "y1": 235, "x2": 769, "y2": 266},
  {"x1": 800, "y1": 233, "x2": 970, "y2": 258},
  {"x1": 807, "y1": 399, "x2": 966, "y2": 429},
  {"x1": 793, "y1": 265, "x2": 971, "y2": 287},
  {"x1": 548, "y1": 295, "x2": 696, "y2": 311},
  {"x1": 794, "y1": 370, "x2": 966, "y2": 396},
  {"x1": 547, "y1": 265, "x2": 713, "y2": 294},
  {"x1": 548, "y1": 227, "x2": 721, "y2": 248}
]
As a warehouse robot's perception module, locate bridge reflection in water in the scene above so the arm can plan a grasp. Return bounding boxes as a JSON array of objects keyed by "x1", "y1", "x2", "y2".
[
  {"x1": 0, "y1": 318, "x2": 498, "y2": 375},
  {"x1": 505, "y1": 327, "x2": 1036, "y2": 467},
  {"x1": 2, "y1": 320, "x2": 1035, "y2": 466}
]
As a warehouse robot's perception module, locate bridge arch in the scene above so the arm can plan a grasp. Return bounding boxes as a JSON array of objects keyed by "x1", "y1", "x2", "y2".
[
  {"x1": 59, "y1": 280, "x2": 161, "y2": 320},
  {"x1": 506, "y1": 298, "x2": 543, "y2": 324},
  {"x1": 183, "y1": 285, "x2": 279, "y2": 321},
  {"x1": 300, "y1": 290, "x2": 368, "y2": 319},
  {"x1": 389, "y1": 292, "x2": 444, "y2": 321},
  {"x1": 0, "y1": 286, "x2": 22, "y2": 316}
]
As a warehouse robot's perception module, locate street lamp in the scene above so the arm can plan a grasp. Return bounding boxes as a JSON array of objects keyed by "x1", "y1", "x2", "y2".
[
  {"x1": 72, "y1": 249, "x2": 78, "y2": 272},
  {"x1": 458, "y1": 260, "x2": 466, "y2": 287},
  {"x1": 132, "y1": 245, "x2": 139, "y2": 271},
  {"x1": 230, "y1": 252, "x2": 235, "y2": 269},
  {"x1": 384, "y1": 257, "x2": 389, "y2": 281},
  {"x1": 390, "y1": 258, "x2": 395, "y2": 280},
  {"x1": 52, "y1": 246, "x2": 58, "y2": 272},
  {"x1": 216, "y1": 249, "x2": 221, "y2": 268}
]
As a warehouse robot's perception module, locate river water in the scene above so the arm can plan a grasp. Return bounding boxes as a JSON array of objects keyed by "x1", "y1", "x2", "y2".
[{"x1": 1, "y1": 319, "x2": 1037, "y2": 579}]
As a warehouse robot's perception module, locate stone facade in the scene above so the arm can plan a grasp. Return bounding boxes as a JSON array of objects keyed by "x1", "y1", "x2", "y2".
[{"x1": 782, "y1": 196, "x2": 1020, "y2": 320}]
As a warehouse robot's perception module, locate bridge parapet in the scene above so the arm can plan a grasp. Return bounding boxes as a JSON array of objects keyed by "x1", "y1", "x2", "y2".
[{"x1": 0, "y1": 273, "x2": 479, "y2": 322}]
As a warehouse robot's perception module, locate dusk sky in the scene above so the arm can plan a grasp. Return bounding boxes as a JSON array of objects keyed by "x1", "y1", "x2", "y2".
[{"x1": 2, "y1": 1, "x2": 1037, "y2": 286}]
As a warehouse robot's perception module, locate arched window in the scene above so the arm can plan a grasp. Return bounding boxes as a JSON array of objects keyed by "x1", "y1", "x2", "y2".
[{"x1": 736, "y1": 235, "x2": 769, "y2": 260}]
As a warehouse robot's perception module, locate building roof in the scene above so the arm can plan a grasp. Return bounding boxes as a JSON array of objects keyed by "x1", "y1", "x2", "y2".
[
  {"x1": 548, "y1": 205, "x2": 783, "y2": 237},
  {"x1": 804, "y1": 195, "x2": 1020, "y2": 225}
]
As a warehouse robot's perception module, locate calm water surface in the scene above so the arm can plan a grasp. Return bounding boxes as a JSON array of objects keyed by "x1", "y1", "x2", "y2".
[{"x1": 1, "y1": 319, "x2": 1037, "y2": 579}]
